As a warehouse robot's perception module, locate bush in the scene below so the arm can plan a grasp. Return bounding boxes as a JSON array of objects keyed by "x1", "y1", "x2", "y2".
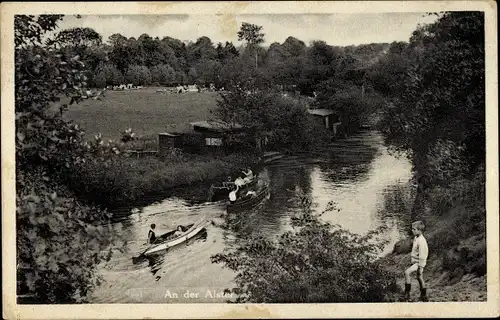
[
  {"x1": 214, "y1": 88, "x2": 330, "y2": 153},
  {"x1": 211, "y1": 191, "x2": 399, "y2": 302},
  {"x1": 17, "y1": 169, "x2": 115, "y2": 303},
  {"x1": 15, "y1": 15, "x2": 121, "y2": 303},
  {"x1": 65, "y1": 152, "x2": 252, "y2": 209}
]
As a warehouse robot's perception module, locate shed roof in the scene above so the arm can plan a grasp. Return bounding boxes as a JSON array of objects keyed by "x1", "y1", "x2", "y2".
[
  {"x1": 190, "y1": 120, "x2": 244, "y2": 133},
  {"x1": 307, "y1": 109, "x2": 338, "y2": 116},
  {"x1": 165, "y1": 123, "x2": 196, "y2": 134}
]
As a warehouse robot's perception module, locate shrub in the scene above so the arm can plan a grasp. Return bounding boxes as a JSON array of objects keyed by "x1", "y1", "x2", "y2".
[
  {"x1": 17, "y1": 169, "x2": 116, "y2": 303},
  {"x1": 212, "y1": 191, "x2": 399, "y2": 302},
  {"x1": 15, "y1": 15, "x2": 121, "y2": 303},
  {"x1": 65, "y1": 152, "x2": 252, "y2": 209}
]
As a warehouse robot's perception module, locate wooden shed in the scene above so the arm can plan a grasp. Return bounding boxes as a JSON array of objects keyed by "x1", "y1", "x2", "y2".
[
  {"x1": 307, "y1": 108, "x2": 342, "y2": 136},
  {"x1": 158, "y1": 132, "x2": 181, "y2": 156}
]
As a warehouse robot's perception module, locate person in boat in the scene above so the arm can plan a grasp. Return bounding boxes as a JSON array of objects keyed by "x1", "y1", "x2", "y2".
[
  {"x1": 173, "y1": 225, "x2": 184, "y2": 237},
  {"x1": 234, "y1": 176, "x2": 246, "y2": 188},
  {"x1": 244, "y1": 190, "x2": 257, "y2": 199},
  {"x1": 222, "y1": 176, "x2": 235, "y2": 189},
  {"x1": 241, "y1": 167, "x2": 254, "y2": 184},
  {"x1": 229, "y1": 185, "x2": 239, "y2": 204},
  {"x1": 148, "y1": 223, "x2": 157, "y2": 244}
]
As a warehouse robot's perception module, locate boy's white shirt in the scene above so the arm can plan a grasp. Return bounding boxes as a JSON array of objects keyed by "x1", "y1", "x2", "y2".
[{"x1": 411, "y1": 234, "x2": 429, "y2": 267}]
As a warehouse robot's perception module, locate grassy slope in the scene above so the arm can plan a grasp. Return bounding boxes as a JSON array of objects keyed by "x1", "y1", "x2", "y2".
[
  {"x1": 59, "y1": 88, "x2": 219, "y2": 140},
  {"x1": 381, "y1": 191, "x2": 486, "y2": 302}
]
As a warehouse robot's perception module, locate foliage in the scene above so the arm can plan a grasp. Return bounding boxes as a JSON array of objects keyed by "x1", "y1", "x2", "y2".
[
  {"x1": 15, "y1": 15, "x2": 117, "y2": 303},
  {"x1": 374, "y1": 12, "x2": 485, "y2": 177},
  {"x1": 52, "y1": 27, "x2": 102, "y2": 49},
  {"x1": 94, "y1": 63, "x2": 124, "y2": 87},
  {"x1": 216, "y1": 41, "x2": 239, "y2": 63},
  {"x1": 17, "y1": 169, "x2": 114, "y2": 303},
  {"x1": 213, "y1": 68, "x2": 329, "y2": 152},
  {"x1": 150, "y1": 63, "x2": 176, "y2": 85},
  {"x1": 314, "y1": 80, "x2": 384, "y2": 134},
  {"x1": 370, "y1": 12, "x2": 486, "y2": 288},
  {"x1": 212, "y1": 192, "x2": 398, "y2": 302},
  {"x1": 125, "y1": 65, "x2": 152, "y2": 85},
  {"x1": 65, "y1": 152, "x2": 250, "y2": 209},
  {"x1": 237, "y1": 22, "x2": 265, "y2": 46}
]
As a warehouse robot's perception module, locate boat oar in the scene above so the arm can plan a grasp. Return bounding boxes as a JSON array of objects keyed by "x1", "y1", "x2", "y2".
[{"x1": 132, "y1": 236, "x2": 165, "y2": 262}]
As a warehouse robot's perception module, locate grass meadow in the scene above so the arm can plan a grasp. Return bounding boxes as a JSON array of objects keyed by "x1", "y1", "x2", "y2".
[
  {"x1": 58, "y1": 87, "x2": 220, "y2": 141},
  {"x1": 56, "y1": 87, "x2": 257, "y2": 209}
]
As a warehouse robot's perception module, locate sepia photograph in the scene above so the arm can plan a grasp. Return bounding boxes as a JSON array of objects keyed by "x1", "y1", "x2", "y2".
[{"x1": 1, "y1": 1, "x2": 498, "y2": 319}]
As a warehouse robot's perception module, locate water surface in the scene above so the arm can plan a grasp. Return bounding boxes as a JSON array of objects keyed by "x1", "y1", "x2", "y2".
[{"x1": 89, "y1": 131, "x2": 413, "y2": 303}]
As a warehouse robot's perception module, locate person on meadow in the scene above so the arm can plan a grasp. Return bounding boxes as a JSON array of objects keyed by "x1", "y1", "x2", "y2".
[
  {"x1": 148, "y1": 223, "x2": 157, "y2": 244},
  {"x1": 404, "y1": 220, "x2": 429, "y2": 302}
]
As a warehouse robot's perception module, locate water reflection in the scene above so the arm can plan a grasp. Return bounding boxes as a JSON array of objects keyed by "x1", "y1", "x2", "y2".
[{"x1": 89, "y1": 131, "x2": 413, "y2": 303}]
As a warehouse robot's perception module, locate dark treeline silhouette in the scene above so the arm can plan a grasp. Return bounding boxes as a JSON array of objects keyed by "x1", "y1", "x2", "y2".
[{"x1": 51, "y1": 26, "x2": 390, "y2": 94}]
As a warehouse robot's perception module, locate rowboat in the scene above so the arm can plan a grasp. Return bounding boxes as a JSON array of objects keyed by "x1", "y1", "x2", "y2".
[
  {"x1": 227, "y1": 184, "x2": 270, "y2": 213},
  {"x1": 143, "y1": 220, "x2": 210, "y2": 257},
  {"x1": 131, "y1": 220, "x2": 209, "y2": 262},
  {"x1": 208, "y1": 178, "x2": 257, "y2": 202}
]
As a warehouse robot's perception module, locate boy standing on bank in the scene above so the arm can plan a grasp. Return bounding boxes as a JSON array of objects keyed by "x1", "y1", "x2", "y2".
[{"x1": 404, "y1": 220, "x2": 429, "y2": 302}]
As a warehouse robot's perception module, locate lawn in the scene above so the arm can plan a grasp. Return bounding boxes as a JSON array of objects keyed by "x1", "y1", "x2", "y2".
[{"x1": 60, "y1": 87, "x2": 220, "y2": 141}]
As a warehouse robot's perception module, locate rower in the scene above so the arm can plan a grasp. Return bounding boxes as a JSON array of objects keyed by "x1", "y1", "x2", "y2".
[
  {"x1": 148, "y1": 224, "x2": 157, "y2": 244},
  {"x1": 242, "y1": 167, "x2": 254, "y2": 184}
]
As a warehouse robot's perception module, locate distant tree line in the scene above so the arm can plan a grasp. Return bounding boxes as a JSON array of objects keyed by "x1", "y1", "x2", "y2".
[{"x1": 51, "y1": 25, "x2": 390, "y2": 93}]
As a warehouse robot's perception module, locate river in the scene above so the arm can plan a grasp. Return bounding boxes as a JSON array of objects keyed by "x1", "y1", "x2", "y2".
[{"x1": 88, "y1": 130, "x2": 413, "y2": 303}]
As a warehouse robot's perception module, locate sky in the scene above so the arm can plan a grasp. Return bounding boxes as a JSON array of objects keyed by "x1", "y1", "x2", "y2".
[{"x1": 55, "y1": 13, "x2": 438, "y2": 47}]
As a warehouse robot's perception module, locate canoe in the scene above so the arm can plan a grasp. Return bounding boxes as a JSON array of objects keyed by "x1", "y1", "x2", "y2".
[
  {"x1": 143, "y1": 220, "x2": 210, "y2": 256},
  {"x1": 227, "y1": 184, "x2": 269, "y2": 213}
]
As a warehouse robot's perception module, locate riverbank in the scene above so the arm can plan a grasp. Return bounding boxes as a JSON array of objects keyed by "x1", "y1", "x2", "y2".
[
  {"x1": 67, "y1": 150, "x2": 259, "y2": 210},
  {"x1": 380, "y1": 167, "x2": 486, "y2": 302}
]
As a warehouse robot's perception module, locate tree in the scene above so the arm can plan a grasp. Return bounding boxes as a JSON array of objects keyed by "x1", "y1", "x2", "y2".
[
  {"x1": 216, "y1": 41, "x2": 239, "y2": 63},
  {"x1": 282, "y1": 36, "x2": 306, "y2": 57},
  {"x1": 52, "y1": 27, "x2": 102, "y2": 49},
  {"x1": 187, "y1": 36, "x2": 217, "y2": 62},
  {"x1": 237, "y1": 22, "x2": 265, "y2": 46},
  {"x1": 108, "y1": 33, "x2": 128, "y2": 47},
  {"x1": 51, "y1": 27, "x2": 106, "y2": 87},
  {"x1": 297, "y1": 41, "x2": 344, "y2": 95},
  {"x1": 95, "y1": 63, "x2": 124, "y2": 87},
  {"x1": 237, "y1": 22, "x2": 265, "y2": 68},
  {"x1": 265, "y1": 42, "x2": 289, "y2": 83},
  {"x1": 15, "y1": 15, "x2": 116, "y2": 303},
  {"x1": 161, "y1": 36, "x2": 188, "y2": 71},
  {"x1": 125, "y1": 65, "x2": 152, "y2": 85},
  {"x1": 374, "y1": 12, "x2": 485, "y2": 216},
  {"x1": 150, "y1": 64, "x2": 176, "y2": 85},
  {"x1": 366, "y1": 41, "x2": 410, "y2": 96}
]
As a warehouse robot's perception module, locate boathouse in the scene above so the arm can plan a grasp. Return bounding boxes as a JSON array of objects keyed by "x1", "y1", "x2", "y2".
[{"x1": 307, "y1": 108, "x2": 342, "y2": 136}]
